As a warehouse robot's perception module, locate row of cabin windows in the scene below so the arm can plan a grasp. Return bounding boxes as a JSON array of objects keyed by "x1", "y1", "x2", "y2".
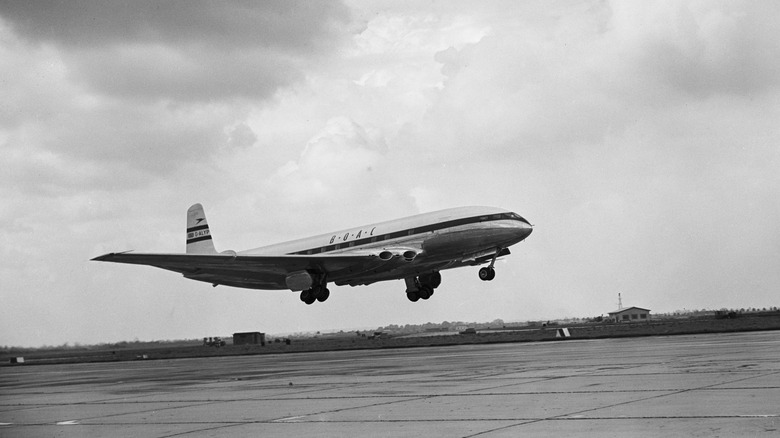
[{"x1": 296, "y1": 212, "x2": 524, "y2": 255}]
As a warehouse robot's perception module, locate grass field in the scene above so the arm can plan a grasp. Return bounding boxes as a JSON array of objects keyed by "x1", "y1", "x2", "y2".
[{"x1": 4, "y1": 313, "x2": 779, "y2": 366}]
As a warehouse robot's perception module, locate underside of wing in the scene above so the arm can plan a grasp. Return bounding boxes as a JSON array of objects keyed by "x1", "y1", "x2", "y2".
[{"x1": 91, "y1": 251, "x2": 400, "y2": 290}]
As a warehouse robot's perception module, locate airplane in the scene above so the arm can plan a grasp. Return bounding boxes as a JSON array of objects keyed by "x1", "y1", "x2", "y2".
[{"x1": 92, "y1": 204, "x2": 533, "y2": 304}]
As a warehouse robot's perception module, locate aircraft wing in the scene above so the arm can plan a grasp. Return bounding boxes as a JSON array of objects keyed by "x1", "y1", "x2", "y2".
[{"x1": 91, "y1": 251, "x2": 400, "y2": 290}]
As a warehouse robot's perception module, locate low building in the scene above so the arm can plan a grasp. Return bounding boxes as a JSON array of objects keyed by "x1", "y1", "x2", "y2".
[
  {"x1": 608, "y1": 307, "x2": 651, "y2": 323},
  {"x1": 233, "y1": 332, "x2": 266, "y2": 346}
]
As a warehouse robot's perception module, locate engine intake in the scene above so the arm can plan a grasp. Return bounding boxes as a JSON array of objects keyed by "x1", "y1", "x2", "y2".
[
  {"x1": 377, "y1": 248, "x2": 418, "y2": 262},
  {"x1": 379, "y1": 251, "x2": 394, "y2": 261}
]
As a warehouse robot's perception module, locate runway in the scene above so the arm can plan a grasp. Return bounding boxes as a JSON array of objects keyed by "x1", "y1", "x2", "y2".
[{"x1": 2, "y1": 331, "x2": 779, "y2": 437}]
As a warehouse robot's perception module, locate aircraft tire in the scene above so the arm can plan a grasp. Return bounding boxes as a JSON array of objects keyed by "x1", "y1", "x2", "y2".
[
  {"x1": 300, "y1": 289, "x2": 312, "y2": 302},
  {"x1": 316, "y1": 288, "x2": 330, "y2": 302},
  {"x1": 407, "y1": 291, "x2": 420, "y2": 302},
  {"x1": 479, "y1": 267, "x2": 496, "y2": 281},
  {"x1": 418, "y1": 285, "x2": 433, "y2": 300}
]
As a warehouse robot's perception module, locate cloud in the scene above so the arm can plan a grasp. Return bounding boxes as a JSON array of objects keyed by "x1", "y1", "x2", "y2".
[
  {"x1": 609, "y1": 1, "x2": 780, "y2": 97},
  {"x1": 408, "y1": 0, "x2": 780, "y2": 165},
  {"x1": 2, "y1": 1, "x2": 347, "y2": 49},
  {"x1": 261, "y1": 117, "x2": 416, "y2": 233},
  {"x1": 0, "y1": 2, "x2": 352, "y2": 197},
  {"x1": 0, "y1": 1, "x2": 352, "y2": 103}
]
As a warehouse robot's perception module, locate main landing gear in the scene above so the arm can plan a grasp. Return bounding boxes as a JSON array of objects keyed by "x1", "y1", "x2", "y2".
[
  {"x1": 406, "y1": 272, "x2": 442, "y2": 302},
  {"x1": 300, "y1": 283, "x2": 330, "y2": 305}
]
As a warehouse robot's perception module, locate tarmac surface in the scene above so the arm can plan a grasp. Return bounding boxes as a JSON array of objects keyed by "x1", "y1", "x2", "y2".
[{"x1": 1, "y1": 331, "x2": 779, "y2": 437}]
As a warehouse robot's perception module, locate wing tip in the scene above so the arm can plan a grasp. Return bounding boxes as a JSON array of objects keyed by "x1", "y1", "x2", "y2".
[{"x1": 91, "y1": 250, "x2": 133, "y2": 262}]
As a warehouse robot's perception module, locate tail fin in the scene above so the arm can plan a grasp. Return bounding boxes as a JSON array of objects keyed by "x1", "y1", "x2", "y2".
[{"x1": 186, "y1": 203, "x2": 217, "y2": 254}]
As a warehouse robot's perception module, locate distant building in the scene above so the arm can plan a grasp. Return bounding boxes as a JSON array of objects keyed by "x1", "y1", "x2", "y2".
[
  {"x1": 608, "y1": 307, "x2": 650, "y2": 323},
  {"x1": 233, "y1": 332, "x2": 266, "y2": 346}
]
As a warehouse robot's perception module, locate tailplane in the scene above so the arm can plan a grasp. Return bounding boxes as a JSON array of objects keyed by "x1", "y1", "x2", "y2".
[{"x1": 186, "y1": 203, "x2": 217, "y2": 254}]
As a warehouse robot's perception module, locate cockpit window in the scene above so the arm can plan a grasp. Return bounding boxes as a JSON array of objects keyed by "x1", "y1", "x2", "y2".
[{"x1": 510, "y1": 212, "x2": 531, "y2": 225}]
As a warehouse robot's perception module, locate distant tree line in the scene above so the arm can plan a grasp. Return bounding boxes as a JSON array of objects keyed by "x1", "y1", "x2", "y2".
[{"x1": 373, "y1": 306, "x2": 780, "y2": 334}]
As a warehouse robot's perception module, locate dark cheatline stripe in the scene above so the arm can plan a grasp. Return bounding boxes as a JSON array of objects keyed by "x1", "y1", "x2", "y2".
[
  {"x1": 187, "y1": 235, "x2": 212, "y2": 244},
  {"x1": 290, "y1": 212, "x2": 527, "y2": 255},
  {"x1": 187, "y1": 224, "x2": 209, "y2": 233}
]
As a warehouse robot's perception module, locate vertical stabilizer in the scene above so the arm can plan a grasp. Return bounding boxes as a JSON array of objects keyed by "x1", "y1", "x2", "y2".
[{"x1": 186, "y1": 204, "x2": 217, "y2": 254}]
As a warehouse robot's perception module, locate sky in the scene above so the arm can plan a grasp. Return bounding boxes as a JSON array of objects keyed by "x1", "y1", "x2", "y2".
[{"x1": 1, "y1": 1, "x2": 779, "y2": 347}]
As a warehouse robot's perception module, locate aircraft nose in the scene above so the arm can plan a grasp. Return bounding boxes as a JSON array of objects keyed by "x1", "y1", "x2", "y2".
[{"x1": 514, "y1": 217, "x2": 533, "y2": 240}]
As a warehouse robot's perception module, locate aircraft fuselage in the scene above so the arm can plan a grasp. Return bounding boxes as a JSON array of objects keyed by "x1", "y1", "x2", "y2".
[
  {"x1": 243, "y1": 206, "x2": 532, "y2": 288},
  {"x1": 93, "y1": 205, "x2": 532, "y2": 304}
]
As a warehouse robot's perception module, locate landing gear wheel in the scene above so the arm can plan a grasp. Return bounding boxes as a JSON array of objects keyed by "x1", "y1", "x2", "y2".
[
  {"x1": 407, "y1": 291, "x2": 420, "y2": 302},
  {"x1": 479, "y1": 267, "x2": 496, "y2": 281},
  {"x1": 418, "y1": 285, "x2": 433, "y2": 300},
  {"x1": 300, "y1": 289, "x2": 312, "y2": 302},
  {"x1": 316, "y1": 288, "x2": 330, "y2": 302},
  {"x1": 304, "y1": 294, "x2": 316, "y2": 305}
]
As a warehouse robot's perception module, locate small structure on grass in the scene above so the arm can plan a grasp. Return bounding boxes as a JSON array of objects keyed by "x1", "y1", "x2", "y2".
[
  {"x1": 608, "y1": 307, "x2": 651, "y2": 323},
  {"x1": 233, "y1": 332, "x2": 266, "y2": 346}
]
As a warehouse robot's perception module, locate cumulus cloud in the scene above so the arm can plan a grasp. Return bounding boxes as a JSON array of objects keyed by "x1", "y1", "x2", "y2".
[
  {"x1": 0, "y1": 2, "x2": 351, "y2": 198},
  {"x1": 609, "y1": 1, "x2": 780, "y2": 97},
  {"x1": 3, "y1": 2, "x2": 344, "y2": 47},
  {"x1": 262, "y1": 117, "x2": 415, "y2": 231},
  {"x1": 410, "y1": 0, "x2": 780, "y2": 162},
  {"x1": 1, "y1": 1, "x2": 352, "y2": 102}
]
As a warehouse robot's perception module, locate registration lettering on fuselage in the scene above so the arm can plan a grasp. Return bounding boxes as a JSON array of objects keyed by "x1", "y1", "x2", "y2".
[{"x1": 329, "y1": 227, "x2": 376, "y2": 244}]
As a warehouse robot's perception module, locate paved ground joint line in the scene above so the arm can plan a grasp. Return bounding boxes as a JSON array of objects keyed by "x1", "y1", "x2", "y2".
[{"x1": 462, "y1": 363, "x2": 780, "y2": 437}]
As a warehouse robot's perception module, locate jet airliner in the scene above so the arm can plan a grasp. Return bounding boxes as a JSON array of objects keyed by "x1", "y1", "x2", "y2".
[{"x1": 92, "y1": 204, "x2": 533, "y2": 304}]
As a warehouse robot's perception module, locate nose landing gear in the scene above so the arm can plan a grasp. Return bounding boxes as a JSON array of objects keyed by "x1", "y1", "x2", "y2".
[
  {"x1": 478, "y1": 266, "x2": 496, "y2": 281},
  {"x1": 478, "y1": 248, "x2": 502, "y2": 281}
]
